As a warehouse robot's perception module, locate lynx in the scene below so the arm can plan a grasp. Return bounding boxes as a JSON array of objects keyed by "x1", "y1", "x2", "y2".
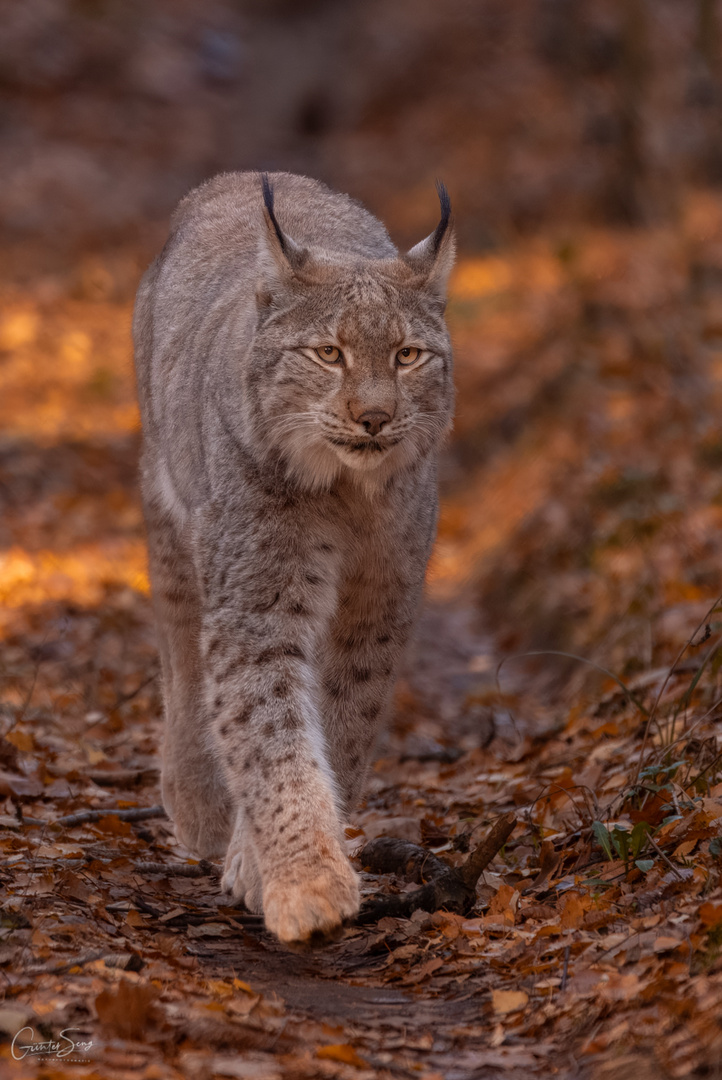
[{"x1": 132, "y1": 171, "x2": 455, "y2": 944}]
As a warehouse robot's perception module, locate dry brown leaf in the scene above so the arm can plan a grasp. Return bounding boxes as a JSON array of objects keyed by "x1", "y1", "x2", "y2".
[
  {"x1": 316, "y1": 1043, "x2": 367, "y2": 1067},
  {"x1": 186, "y1": 923, "x2": 233, "y2": 938},
  {"x1": 95, "y1": 979, "x2": 161, "y2": 1039},
  {"x1": 94, "y1": 814, "x2": 133, "y2": 837},
  {"x1": 5, "y1": 730, "x2": 34, "y2": 753},
  {"x1": 126, "y1": 909, "x2": 148, "y2": 927},
  {"x1": 489, "y1": 883, "x2": 520, "y2": 925},
  {"x1": 699, "y1": 903, "x2": 722, "y2": 927},
  {"x1": 560, "y1": 891, "x2": 592, "y2": 930},
  {"x1": 492, "y1": 989, "x2": 529, "y2": 1015},
  {"x1": 653, "y1": 936, "x2": 684, "y2": 953}
]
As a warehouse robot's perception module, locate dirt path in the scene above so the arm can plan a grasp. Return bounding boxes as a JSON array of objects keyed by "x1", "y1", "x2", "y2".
[{"x1": 4, "y1": 233, "x2": 722, "y2": 1078}]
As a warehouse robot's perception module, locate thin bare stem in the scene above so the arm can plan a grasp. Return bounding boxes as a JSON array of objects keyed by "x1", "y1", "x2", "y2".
[
  {"x1": 633, "y1": 595, "x2": 722, "y2": 787},
  {"x1": 646, "y1": 833, "x2": 684, "y2": 880}
]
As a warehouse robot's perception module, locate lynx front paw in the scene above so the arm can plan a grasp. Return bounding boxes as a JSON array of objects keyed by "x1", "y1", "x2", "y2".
[{"x1": 262, "y1": 840, "x2": 360, "y2": 945}]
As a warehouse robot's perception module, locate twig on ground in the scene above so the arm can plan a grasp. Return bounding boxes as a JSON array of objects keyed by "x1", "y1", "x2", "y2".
[
  {"x1": 357, "y1": 812, "x2": 517, "y2": 923},
  {"x1": 561, "y1": 944, "x2": 571, "y2": 991},
  {"x1": 55, "y1": 805, "x2": 167, "y2": 828},
  {"x1": 135, "y1": 860, "x2": 220, "y2": 878},
  {"x1": 132, "y1": 895, "x2": 162, "y2": 917},
  {"x1": 85, "y1": 768, "x2": 159, "y2": 788},
  {"x1": 646, "y1": 833, "x2": 684, "y2": 880},
  {"x1": 459, "y1": 811, "x2": 520, "y2": 886},
  {"x1": 109, "y1": 671, "x2": 159, "y2": 712},
  {"x1": 24, "y1": 950, "x2": 143, "y2": 976},
  {"x1": 633, "y1": 594, "x2": 722, "y2": 786}
]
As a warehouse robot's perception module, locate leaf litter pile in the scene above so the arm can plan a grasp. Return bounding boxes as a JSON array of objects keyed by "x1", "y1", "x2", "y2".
[{"x1": 3, "y1": 195, "x2": 722, "y2": 1079}]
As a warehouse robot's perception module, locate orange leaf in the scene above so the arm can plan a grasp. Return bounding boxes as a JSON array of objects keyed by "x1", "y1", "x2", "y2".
[
  {"x1": 489, "y1": 883, "x2": 519, "y2": 924},
  {"x1": 94, "y1": 815, "x2": 133, "y2": 837},
  {"x1": 95, "y1": 981, "x2": 159, "y2": 1039},
  {"x1": 317, "y1": 1044, "x2": 367, "y2": 1068},
  {"x1": 491, "y1": 989, "x2": 529, "y2": 1015},
  {"x1": 560, "y1": 891, "x2": 591, "y2": 929},
  {"x1": 125, "y1": 909, "x2": 147, "y2": 927},
  {"x1": 5, "y1": 730, "x2": 33, "y2": 752},
  {"x1": 653, "y1": 936, "x2": 683, "y2": 953},
  {"x1": 699, "y1": 902, "x2": 722, "y2": 928},
  {"x1": 672, "y1": 838, "x2": 698, "y2": 858}
]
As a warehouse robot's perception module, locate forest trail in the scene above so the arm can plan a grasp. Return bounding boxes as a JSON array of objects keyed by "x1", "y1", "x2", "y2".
[{"x1": 3, "y1": 216, "x2": 722, "y2": 1078}]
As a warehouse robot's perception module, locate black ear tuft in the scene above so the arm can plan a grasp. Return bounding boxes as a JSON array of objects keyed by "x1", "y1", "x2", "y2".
[
  {"x1": 402, "y1": 181, "x2": 456, "y2": 299},
  {"x1": 431, "y1": 180, "x2": 452, "y2": 254},
  {"x1": 260, "y1": 172, "x2": 290, "y2": 257}
]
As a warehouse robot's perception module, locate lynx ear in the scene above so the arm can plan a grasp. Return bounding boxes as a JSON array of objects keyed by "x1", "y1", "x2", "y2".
[
  {"x1": 403, "y1": 181, "x2": 456, "y2": 301},
  {"x1": 257, "y1": 173, "x2": 309, "y2": 308}
]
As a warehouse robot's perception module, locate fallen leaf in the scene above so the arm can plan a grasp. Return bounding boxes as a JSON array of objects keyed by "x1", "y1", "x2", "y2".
[
  {"x1": 489, "y1": 883, "x2": 520, "y2": 924},
  {"x1": 95, "y1": 980, "x2": 160, "y2": 1039},
  {"x1": 699, "y1": 902, "x2": 722, "y2": 927},
  {"x1": 5, "y1": 730, "x2": 34, "y2": 752},
  {"x1": 560, "y1": 891, "x2": 592, "y2": 930},
  {"x1": 653, "y1": 935, "x2": 683, "y2": 953},
  {"x1": 186, "y1": 922, "x2": 232, "y2": 938},
  {"x1": 126, "y1": 909, "x2": 148, "y2": 927},
  {"x1": 317, "y1": 1043, "x2": 367, "y2": 1067},
  {"x1": 94, "y1": 814, "x2": 133, "y2": 837},
  {"x1": 492, "y1": 989, "x2": 529, "y2": 1015}
]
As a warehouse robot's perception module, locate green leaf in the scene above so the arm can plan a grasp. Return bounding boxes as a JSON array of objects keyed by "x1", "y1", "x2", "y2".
[
  {"x1": 635, "y1": 859, "x2": 655, "y2": 873},
  {"x1": 630, "y1": 821, "x2": 650, "y2": 859},
  {"x1": 592, "y1": 821, "x2": 613, "y2": 860},
  {"x1": 611, "y1": 826, "x2": 631, "y2": 861},
  {"x1": 639, "y1": 760, "x2": 686, "y2": 782}
]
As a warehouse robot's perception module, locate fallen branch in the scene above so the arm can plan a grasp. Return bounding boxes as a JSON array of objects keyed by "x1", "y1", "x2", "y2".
[
  {"x1": 459, "y1": 812, "x2": 517, "y2": 887},
  {"x1": 25, "y1": 950, "x2": 143, "y2": 976},
  {"x1": 109, "y1": 671, "x2": 159, "y2": 711},
  {"x1": 55, "y1": 805, "x2": 167, "y2": 828},
  {"x1": 135, "y1": 859, "x2": 220, "y2": 878},
  {"x1": 85, "y1": 768, "x2": 159, "y2": 789},
  {"x1": 645, "y1": 832, "x2": 684, "y2": 881},
  {"x1": 357, "y1": 811, "x2": 516, "y2": 923}
]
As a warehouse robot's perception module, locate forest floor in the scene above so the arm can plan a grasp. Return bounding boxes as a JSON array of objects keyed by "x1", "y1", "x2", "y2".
[{"x1": 2, "y1": 192, "x2": 722, "y2": 1079}]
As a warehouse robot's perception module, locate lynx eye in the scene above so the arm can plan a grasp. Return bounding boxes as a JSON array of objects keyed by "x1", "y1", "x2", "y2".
[
  {"x1": 314, "y1": 345, "x2": 343, "y2": 365},
  {"x1": 396, "y1": 347, "x2": 422, "y2": 367}
]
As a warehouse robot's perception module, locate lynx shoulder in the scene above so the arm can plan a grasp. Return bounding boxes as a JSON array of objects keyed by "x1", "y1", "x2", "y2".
[{"x1": 133, "y1": 171, "x2": 455, "y2": 944}]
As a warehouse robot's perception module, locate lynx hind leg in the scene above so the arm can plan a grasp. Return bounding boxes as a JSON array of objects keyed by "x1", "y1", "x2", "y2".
[
  {"x1": 221, "y1": 809, "x2": 263, "y2": 913},
  {"x1": 143, "y1": 477, "x2": 234, "y2": 859},
  {"x1": 161, "y1": 736, "x2": 233, "y2": 859}
]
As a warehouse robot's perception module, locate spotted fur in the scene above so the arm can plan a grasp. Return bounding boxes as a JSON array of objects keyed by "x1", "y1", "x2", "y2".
[{"x1": 132, "y1": 171, "x2": 455, "y2": 944}]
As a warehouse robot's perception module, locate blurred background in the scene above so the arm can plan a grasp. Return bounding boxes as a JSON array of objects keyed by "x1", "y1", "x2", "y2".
[
  {"x1": 4, "y1": 9, "x2": 722, "y2": 1071},
  {"x1": 3, "y1": 0, "x2": 722, "y2": 254},
  {"x1": 3, "y1": 0, "x2": 722, "y2": 724}
]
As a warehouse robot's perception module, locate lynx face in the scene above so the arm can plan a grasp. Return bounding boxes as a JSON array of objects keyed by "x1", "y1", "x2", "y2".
[{"x1": 243, "y1": 185, "x2": 455, "y2": 492}]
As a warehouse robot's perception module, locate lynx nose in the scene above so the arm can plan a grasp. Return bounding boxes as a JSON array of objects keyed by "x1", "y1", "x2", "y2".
[{"x1": 357, "y1": 410, "x2": 391, "y2": 436}]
